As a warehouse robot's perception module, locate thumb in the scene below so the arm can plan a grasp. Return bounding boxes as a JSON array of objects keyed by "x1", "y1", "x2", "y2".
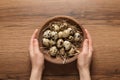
[
  {"x1": 33, "y1": 39, "x2": 40, "y2": 54},
  {"x1": 82, "y1": 39, "x2": 89, "y2": 53}
]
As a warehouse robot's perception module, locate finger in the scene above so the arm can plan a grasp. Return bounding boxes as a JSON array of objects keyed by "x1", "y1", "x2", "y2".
[
  {"x1": 33, "y1": 39, "x2": 40, "y2": 54},
  {"x1": 29, "y1": 29, "x2": 38, "y2": 55},
  {"x1": 82, "y1": 39, "x2": 89, "y2": 53},
  {"x1": 31, "y1": 29, "x2": 38, "y2": 41},
  {"x1": 85, "y1": 29, "x2": 93, "y2": 52}
]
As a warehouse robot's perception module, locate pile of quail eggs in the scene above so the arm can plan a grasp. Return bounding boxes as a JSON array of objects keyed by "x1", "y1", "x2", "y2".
[{"x1": 42, "y1": 20, "x2": 83, "y2": 61}]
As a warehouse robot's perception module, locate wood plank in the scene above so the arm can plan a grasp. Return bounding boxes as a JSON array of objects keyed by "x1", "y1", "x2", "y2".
[
  {"x1": 0, "y1": 0, "x2": 120, "y2": 22},
  {"x1": 0, "y1": 19, "x2": 120, "y2": 26},
  {"x1": 0, "y1": 75, "x2": 120, "y2": 80}
]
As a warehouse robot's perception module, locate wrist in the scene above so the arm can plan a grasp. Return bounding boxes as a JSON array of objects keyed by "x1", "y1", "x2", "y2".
[
  {"x1": 79, "y1": 68, "x2": 91, "y2": 80},
  {"x1": 78, "y1": 67, "x2": 89, "y2": 72},
  {"x1": 30, "y1": 68, "x2": 43, "y2": 80},
  {"x1": 32, "y1": 65, "x2": 44, "y2": 73},
  {"x1": 32, "y1": 68, "x2": 43, "y2": 73}
]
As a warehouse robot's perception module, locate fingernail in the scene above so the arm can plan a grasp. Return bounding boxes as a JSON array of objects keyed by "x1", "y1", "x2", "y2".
[
  {"x1": 86, "y1": 39, "x2": 88, "y2": 41},
  {"x1": 84, "y1": 39, "x2": 88, "y2": 44},
  {"x1": 85, "y1": 39, "x2": 88, "y2": 42},
  {"x1": 33, "y1": 39, "x2": 37, "y2": 42},
  {"x1": 35, "y1": 29, "x2": 38, "y2": 31}
]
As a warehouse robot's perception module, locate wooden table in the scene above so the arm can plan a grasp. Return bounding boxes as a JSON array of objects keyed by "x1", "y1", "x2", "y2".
[{"x1": 0, "y1": 0, "x2": 120, "y2": 80}]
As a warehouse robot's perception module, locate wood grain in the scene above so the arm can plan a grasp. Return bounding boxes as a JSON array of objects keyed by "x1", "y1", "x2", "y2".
[{"x1": 0, "y1": 0, "x2": 120, "y2": 80}]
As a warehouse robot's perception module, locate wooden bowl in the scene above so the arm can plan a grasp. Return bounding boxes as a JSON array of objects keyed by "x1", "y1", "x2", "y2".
[{"x1": 37, "y1": 16, "x2": 86, "y2": 64}]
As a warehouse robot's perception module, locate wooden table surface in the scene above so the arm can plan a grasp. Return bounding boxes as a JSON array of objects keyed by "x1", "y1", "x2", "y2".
[{"x1": 0, "y1": 0, "x2": 120, "y2": 80}]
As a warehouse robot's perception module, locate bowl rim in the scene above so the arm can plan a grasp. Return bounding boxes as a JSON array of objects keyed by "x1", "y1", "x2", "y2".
[{"x1": 37, "y1": 15, "x2": 86, "y2": 64}]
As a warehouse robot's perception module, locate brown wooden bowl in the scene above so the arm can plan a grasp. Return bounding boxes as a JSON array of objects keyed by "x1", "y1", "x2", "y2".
[{"x1": 37, "y1": 16, "x2": 86, "y2": 64}]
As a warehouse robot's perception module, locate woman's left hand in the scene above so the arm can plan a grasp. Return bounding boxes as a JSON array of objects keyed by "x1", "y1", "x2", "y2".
[{"x1": 29, "y1": 29, "x2": 44, "y2": 80}]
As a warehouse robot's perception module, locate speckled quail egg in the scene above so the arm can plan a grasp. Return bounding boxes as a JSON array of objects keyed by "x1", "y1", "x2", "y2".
[
  {"x1": 68, "y1": 28, "x2": 74, "y2": 35},
  {"x1": 51, "y1": 24, "x2": 60, "y2": 31},
  {"x1": 59, "y1": 48, "x2": 65, "y2": 55},
  {"x1": 68, "y1": 36, "x2": 74, "y2": 42},
  {"x1": 42, "y1": 38, "x2": 50, "y2": 47},
  {"x1": 43, "y1": 30, "x2": 51, "y2": 38},
  {"x1": 51, "y1": 31, "x2": 58, "y2": 40},
  {"x1": 63, "y1": 30, "x2": 69, "y2": 38},
  {"x1": 49, "y1": 46, "x2": 58, "y2": 56},
  {"x1": 74, "y1": 32, "x2": 81, "y2": 41},
  {"x1": 68, "y1": 46, "x2": 76, "y2": 57},
  {"x1": 63, "y1": 41, "x2": 71, "y2": 50},
  {"x1": 58, "y1": 31, "x2": 63, "y2": 38},
  {"x1": 57, "y1": 39, "x2": 64, "y2": 48},
  {"x1": 60, "y1": 22, "x2": 68, "y2": 30},
  {"x1": 49, "y1": 39, "x2": 56, "y2": 46},
  {"x1": 63, "y1": 28, "x2": 73, "y2": 38}
]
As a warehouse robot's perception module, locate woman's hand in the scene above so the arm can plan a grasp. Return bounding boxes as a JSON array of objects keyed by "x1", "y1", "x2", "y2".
[
  {"x1": 77, "y1": 29, "x2": 93, "y2": 80},
  {"x1": 29, "y1": 29, "x2": 44, "y2": 80}
]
